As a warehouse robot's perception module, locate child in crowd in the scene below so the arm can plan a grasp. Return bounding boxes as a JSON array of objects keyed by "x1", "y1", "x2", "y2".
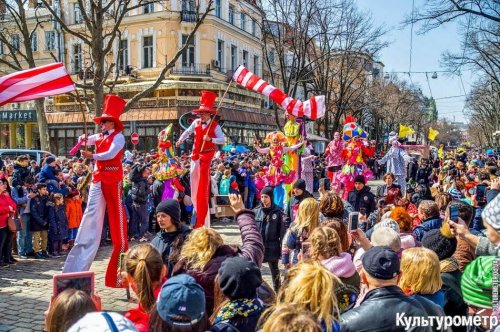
[
  {"x1": 38, "y1": 157, "x2": 60, "y2": 189},
  {"x1": 30, "y1": 183, "x2": 50, "y2": 259},
  {"x1": 45, "y1": 289, "x2": 97, "y2": 332},
  {"x1": 219, "y1": 169, "x2": 231, "y2": 195},
  {"x1": 123, "y1": 243, "x2": 166, "y2": 332},
  {"x1": 47, "y1": 193, "x2": 68, "y2": 257},
  {"x1": 65, "y1": 189, "x2": 83, "y2": 249}
]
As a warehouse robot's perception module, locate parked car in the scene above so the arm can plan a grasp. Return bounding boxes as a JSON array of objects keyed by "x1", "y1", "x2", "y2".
[{"x1": 0, "y1": 149, "x2": 56, "y2": 165}]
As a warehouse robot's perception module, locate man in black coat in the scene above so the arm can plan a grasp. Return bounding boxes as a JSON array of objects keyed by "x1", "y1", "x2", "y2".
[
  {"x1": 129, "y1": 164, "x2": 150, "y2": 241},
  {"x1": 340, "y1": 247, "x2": 445, "y2": 332},
  {"x1": 348, "y1": 175, "x2": 376, "y2": 216},
  {"x1": 254, "y1": 186, "x2": 285, "y2": 291}
]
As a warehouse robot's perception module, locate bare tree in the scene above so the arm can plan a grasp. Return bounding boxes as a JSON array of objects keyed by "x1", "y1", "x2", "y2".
[
  {"x1": 0, "y1": 0, "x2": 53, "y2": 149},
  {"x1": 39, "y1": 0, "x2": 214, "y2": 116}
]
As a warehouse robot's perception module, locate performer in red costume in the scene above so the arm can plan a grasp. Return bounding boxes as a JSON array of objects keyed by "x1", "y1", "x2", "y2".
[
  {"x1": 63, "y1": 95, "x2": 128, "y2": 288},
  {"x1": 176, "y1": 91, "x2": 225, "y2": 228}
]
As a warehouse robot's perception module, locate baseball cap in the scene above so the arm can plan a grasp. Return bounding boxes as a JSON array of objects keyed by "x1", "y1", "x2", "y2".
[{"x1": 362, "y1": 246, "x2": 400, "y2": 280}]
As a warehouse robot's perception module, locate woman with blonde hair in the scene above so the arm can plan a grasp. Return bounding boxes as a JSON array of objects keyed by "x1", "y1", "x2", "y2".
[
  {"x1": 261, "y1": 305, "x2": 322, "y2": 332},
  {"x1": 282, "y1": 197, "x2": 320, "y2": 267},
  {"x1": 45, "y1": 289, "x2": 97, "y2": 332},
  {"x1": 275, "y1": 260, "x2": 341, "y2": 332},
  {"x1": 172, "y1": 194, "x2": 264, "y2": 317},
  {"x1": 309, "y1": 226, "x2": 360, "y2": 312},
  {"x1": 399, "y1": 247, "x2": 445, "y2": 308}
]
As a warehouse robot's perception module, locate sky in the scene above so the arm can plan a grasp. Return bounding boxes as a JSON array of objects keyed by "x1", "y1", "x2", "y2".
[{"x1": 356, "y1": 0, "x2": 473, "y2": 123}]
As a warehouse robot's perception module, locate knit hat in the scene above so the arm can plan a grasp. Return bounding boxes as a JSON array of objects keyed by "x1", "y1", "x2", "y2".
[
  {"x1": 354, "y1": 175, "x2": 365, "y2": 184},
  {"x1": 371, "y1": 227, "x2": 401, "y2": 252},
  {"x1": 261, "y1": 186, "x2": 274, "y2": 198},
  {"x1": 374, "y1": 218, "x2": 401, "y2": 234},
  {"x1": 156, "y1": 199, "x2": 181, "y2": 222},
  {"x1": 45, "y1": 156, "x2": 56, "y2": 165},
  {"x1": 482, "y1": 193, "x2": 500, "y2": 231},
  {"x1": 447, "y1": 188, "x2": 463, "y2": 200},
  {"x1": 293, "y1": 179, "x2": 306, "y2": 191},
  {"x1": 156, "y1": 274, "x2": 206, "y2": 324},
  {"x1": 218, "y1": 257, "x2": 262, "y2": 300},
  {"x1": 461, "y1": 256, "x2": 495, "y2": 309},
  {"x1": 362, "y1": 246, "x2": 400, "y2": 280},
  {"x1": 421, "y1": 223, "x2": 457, "y2": 260},
  {"x1": 68, "y1": 312, "x2": 137, "y2": 332}
]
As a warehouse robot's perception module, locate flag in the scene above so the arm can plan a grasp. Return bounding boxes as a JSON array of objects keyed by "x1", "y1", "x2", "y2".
[
  {"x1": 0, "y1": 62, "x2": 75, "y2": 107},
  {"x1": 399, "y1": 125, "x2": 415, "y2": 138},
  {"x1": 438, "y1": 146, "x2": 444, "y2": 159},
  {"x1": 428, "y1": 127, "x2": 439, "y2": 141},
  {"x1": 232, "y1": 65, "x2": 325, "y2": 120}
]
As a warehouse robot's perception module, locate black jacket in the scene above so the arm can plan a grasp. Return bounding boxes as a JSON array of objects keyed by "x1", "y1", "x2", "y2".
[
  {"x1": 151, "y1": 179, "x2": 165, "y2": 207},
  {"x1": 48, "y1": 203, "x2": 68, "y2": 241},
  {"x1": 254, "y1": 203, "x2": 285, "y2": 262},
  {"x1": 348, "y1": 186, "x2": 376, "y2": 215},
  {"x1": 12, "y1": 163, "x2": 30, "y2": 189},
  {"x1": 340, "y1": 286, "x2": 435, "y2": 332},
  {"x1": 29, "y1": 195, "x2": 49, "y2": 231},
  {"x1": 284, "y1": 191, "x2": 313, "y2": 227},
  {"x1": 442, "y1": 271, "x2": 468, "y2": 332},
  {"x1": 150, "y1": 224, "x2": 191, "y2": 277},
  {"x1": 130, "y1": 178, "x2": 148, "y2": 204}
]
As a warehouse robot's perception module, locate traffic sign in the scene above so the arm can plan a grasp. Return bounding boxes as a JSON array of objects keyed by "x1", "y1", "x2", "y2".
[{"x1": 131, "y1": 132, "x2": 139, "y2": 145}]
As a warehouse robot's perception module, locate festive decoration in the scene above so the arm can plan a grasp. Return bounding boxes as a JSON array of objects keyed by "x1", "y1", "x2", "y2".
[
  {"x1": 342, "y1": 116, "x2": 367, "y2": 141},
  {"x1": 0, "y1": 62, "x2": 75, "y2": 106},
  {"x1": 399, "y1": 125, "x2": 415, "y2": 138},
  {"x1": 232, "y1": 65, "x2": 325, "y2": 120}
]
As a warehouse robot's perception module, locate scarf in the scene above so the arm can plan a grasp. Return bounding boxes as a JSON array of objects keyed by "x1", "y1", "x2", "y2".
[
  {"x1": 214, "y1": 298, "x2": 263, "y2": 323},
  {"x1": 440, "y1": 257, "x2": 460, "y2": 273}
]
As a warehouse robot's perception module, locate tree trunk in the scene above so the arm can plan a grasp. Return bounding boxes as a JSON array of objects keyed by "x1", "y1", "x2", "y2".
[{"x1": 35, "y1": 99, "x2": 50, "y2": 150}]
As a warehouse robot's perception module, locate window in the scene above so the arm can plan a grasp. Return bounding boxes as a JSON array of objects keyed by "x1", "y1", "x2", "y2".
[
  {"x1": 73, "y1": 3, "x2": 82, "y2": 24},
  {"x1": 142, "y1": 36, "x2": 153, "y2": 68},
  {"x1": 12, "y1": 34, "x2": 20, "y2": 51},
  {"x1": 118, "y1": 39, "x2": 128, "y2": 72},
  {"x1": 181, "y1": 34, "x2": 195, "y2": 67},
  {"x1": 269, "y1": 47, "x2": 275, "y2": 65},
  {"x1": 228, "y1": 5, "x2": 234, "y2": 24},
  {"x1": 242, "y1": 50, "x2": 248, "y2": 67},
  {"x1": 143, "y1": 2, "x2": 154, "y2": 13},
  {"x1": 240, "y1": 12, "x2": 246, "y2": 30},
  {"x1": 31, "y1": 32, "x2": 38, "y2": 52},
  {"x1": 45, "y1": 31, "x2": 56, "y2": 50},
  {"x1": 215, "y1": 0, "x2": 221, "y2": 18},
  {"x1": 230, "y1": 45, "x2": 237, "y2": 71},
  {"x1": 182, "y1": 0, "x2": 195, "y2": 11},
  {"x1": 72, "y1": 44, "x2": 82, "y2": 74},
  {"x1": 217, "y1": 39, "x2": 224, "y2": 69},
  {"x1": 253, "y1": 55, "x2": 259, "y2": 75},
  {"x1": 251, "y1": 19, "x2": 256, "y2": 36}
]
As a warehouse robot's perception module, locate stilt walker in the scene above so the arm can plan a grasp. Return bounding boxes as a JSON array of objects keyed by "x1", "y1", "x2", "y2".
[
  {"x1": 176, "y1": 91, "x2": 225, "y2": 228},
  {"x1": 63, "y1": 95, "x2": 128, "y2": 288}
]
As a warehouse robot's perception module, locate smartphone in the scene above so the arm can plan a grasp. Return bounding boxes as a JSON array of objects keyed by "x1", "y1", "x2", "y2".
[
  {"x1": 52, "y1": 271, "x2": 94, "y2": 298},
  {"x1": 119, "y1": 252, "x2": 128, "y2": 272},
  {"x1": 449, "y1": 204, "x2": 460, "y2": 223},
  {"x1": 348, "y1": 212, "x2": 360, "y2": 231},
  {"x1": 319, "y1": 178, "x2": 331, "y2": 191},
  {"x1": 476, "y1": 184, "x2": 487, "y2": 203},
  {"x1": 216, "y1": 195, "x2": 230, "y2": 206},
  {"x1": 302, "y1": 242, "x2": 311, "y2": 259}
]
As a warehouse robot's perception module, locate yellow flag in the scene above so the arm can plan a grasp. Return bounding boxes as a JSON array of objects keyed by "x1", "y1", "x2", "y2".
[
  {"x1": 438, "y1": 146, "x2": 444, "y2": 159},
  {"x1": 428, "y1": 127, "x2": 439, "y2": 141},
  {"x1": 399, "y1": 125, "x2": 415, "y2": 138}
]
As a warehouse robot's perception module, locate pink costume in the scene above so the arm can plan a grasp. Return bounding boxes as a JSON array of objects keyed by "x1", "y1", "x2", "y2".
[{"x1": 325, "y1": 132, "x2": 345, "y2": 194}]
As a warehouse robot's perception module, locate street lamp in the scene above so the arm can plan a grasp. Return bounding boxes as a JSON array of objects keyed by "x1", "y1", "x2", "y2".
[{"x1": 431, "y1": 72, "x2": 438, "y2": 79}]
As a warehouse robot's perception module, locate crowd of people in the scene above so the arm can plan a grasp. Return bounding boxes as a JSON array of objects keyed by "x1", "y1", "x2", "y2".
[{"x1": 1, "y1": 144, "x2": 500, "y2": 331}]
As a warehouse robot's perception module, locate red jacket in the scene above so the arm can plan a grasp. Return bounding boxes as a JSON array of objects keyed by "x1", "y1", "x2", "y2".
[
  {"x1": 125, "y1": 278, "x2": 165, "y2": 332},
  {"x1": 0, "y1": 193, "x2": 17, "y2": 228},
  {"x1": 93, "y1": 131, "x2": 124, "y2": 184},
  {"x1": 192, "y1": 120, "x2": 218, "y2": 159}
]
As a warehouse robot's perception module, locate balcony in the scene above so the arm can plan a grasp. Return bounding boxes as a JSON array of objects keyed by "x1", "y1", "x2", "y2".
[
  {"x1": 180, "y1": 10, "x2": 198, "y2": 22},
  {"x1": 170, "y1": 63, "x2": 210, "y2": 76}
]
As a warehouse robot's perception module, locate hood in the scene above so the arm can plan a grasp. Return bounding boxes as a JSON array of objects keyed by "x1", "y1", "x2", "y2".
[{"x1": 321, "y1": 252, "x2": 357, "y2": 278}]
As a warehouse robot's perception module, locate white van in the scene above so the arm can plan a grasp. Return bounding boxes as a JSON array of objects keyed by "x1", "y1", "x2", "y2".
[{"x1": 0, "y1": 149, "x2": 56, "y2": 165}]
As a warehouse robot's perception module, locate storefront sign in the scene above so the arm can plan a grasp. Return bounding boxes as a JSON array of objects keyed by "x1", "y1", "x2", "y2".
[{"x1": 0, "y1": 110, "x2": 37, "y2": 122}]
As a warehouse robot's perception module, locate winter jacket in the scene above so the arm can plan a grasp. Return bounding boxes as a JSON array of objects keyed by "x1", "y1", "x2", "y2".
[
  {"x1": 11, "y1": 163, "x2": 30, "y2": 188},
  {"x1": 38, "y1": 164, "x2": 58, "y2": 183},
  {"x1": 11, "y1": 186, "x2": 30, "y2": 215},
  {"x1": 48, "y1": 203, "x2": 68, "y2": 241},
  {"x1": 211, "y1": 301, "x2": 263, "y2": 332},
  {"x1": 0, "y1": 193, "x2": 16, "y2": 229},
  {"x1": 130, "y1": 178, "x2": 148, "y2": 204},
  {"x1": 453, "y1": 237, "x2": 476, "y2": 272},
  {"x1": 172, "y1": 210, "x2": 264, "y2": 316},
  {"x1": 254, "y1": 203, "x2": 285, "y2": 262},
  {"x1": 441, "y1": 270, "x2": 468, "y2": 332},
  {"x1": 340, "y1": 286, "x2": 438, "y2": 332},
  {"x1": 413, "y1": 216, "x2": 443, "y2": 242},
  {"x1": 284, "y1": 191, "x2": 313, "y2": 228},
  {"x1": 151, "y1": 179, "x2": 164, "y2": 207},
  {"x1": 150, "y1": 224, "x2": 191, "y2": 278},
  {"x1": 416, "y1": 166, "x2": 432, "y2": 185},
  {"x1": 29, "y1": 195, "x2": 49, "y2": 231},
  {"x1": 65, "y1": 196, "x2": 83, "y2": 229},
  {"x1": 348, "y1": 186, "x2": 376, "y2": 215}
]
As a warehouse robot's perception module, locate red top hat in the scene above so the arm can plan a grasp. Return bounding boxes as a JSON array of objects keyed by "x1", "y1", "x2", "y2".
[
  {"x1": 93, "y1": 95, "x2": 126, "y2": 131},
  {"x1": 192, "y1": 90, "x2": 217, "y2": 115}
]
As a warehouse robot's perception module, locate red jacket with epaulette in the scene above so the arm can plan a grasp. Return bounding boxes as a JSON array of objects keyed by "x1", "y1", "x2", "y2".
[{"x1": 93, "y1": 131, "x2": 124, "y2": 184}]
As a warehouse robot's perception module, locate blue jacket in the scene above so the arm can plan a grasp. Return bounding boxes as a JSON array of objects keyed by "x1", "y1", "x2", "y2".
[
  {"x1": 413, "y1": 216, "x2": 443, "y2": 242},
  {"x1": 29, "y1": 195, "x2": 49, "y2": 231},
  {"x1": 48, "y1": 203, "x2": 68, "y2": 241},
  {"x1": 11, "y1": 186, "x2": 29, "y2": 215},
  {"x1": 38, "y1": 164, "x2": 58, "y2": 183}
]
